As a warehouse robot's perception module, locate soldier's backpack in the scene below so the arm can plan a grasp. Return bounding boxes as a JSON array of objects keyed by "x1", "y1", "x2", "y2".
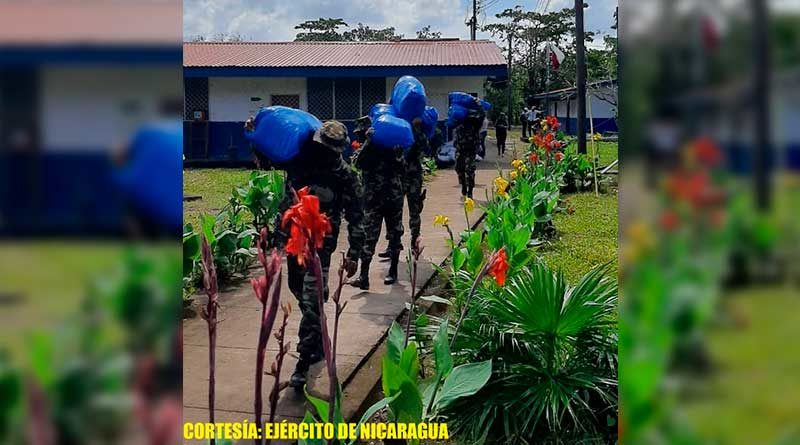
[{"x1": 244, "y1": 106, "x2": 322, "y2": 163}]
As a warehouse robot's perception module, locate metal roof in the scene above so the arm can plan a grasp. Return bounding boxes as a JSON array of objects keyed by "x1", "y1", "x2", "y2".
[{"x1": 183, "y1": 40, "x2": 506, "y2": 68}]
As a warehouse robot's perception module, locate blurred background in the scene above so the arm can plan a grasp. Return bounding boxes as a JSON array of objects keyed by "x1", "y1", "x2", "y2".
[
  {"x1": 0, "y1": 1, "x2": 183, "y2": 444},
  {"x1": 619, "y1": 0, "x2": 800, "y2": 444}
]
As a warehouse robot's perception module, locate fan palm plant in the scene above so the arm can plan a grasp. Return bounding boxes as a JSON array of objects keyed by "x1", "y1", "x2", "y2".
[{"x1": 437, "y1": 262, "x2": 618, "y2": 444}]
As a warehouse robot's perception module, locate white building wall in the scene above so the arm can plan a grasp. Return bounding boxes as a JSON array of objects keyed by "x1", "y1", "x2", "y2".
[
  {"x1": 40, "y1": 66, "x2": 182, "y2": 151},
  {"x1": 385, "y1": 76, "x2": 486, "y2": 119},
  {"x1": 209, "y1": 77, "x2": 307, "y2": 121}
]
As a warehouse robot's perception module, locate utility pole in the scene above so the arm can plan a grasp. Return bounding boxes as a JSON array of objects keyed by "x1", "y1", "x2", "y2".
[
  {"x1": 470, "y1": 0, "x2": 478, "y2": 40},
  {"x1": 752, "y1": 0, "x2": 770, "y2": 210},
  {"x1": 507, "y1": 32, "x2": 513, "y2": 125},
  {"x1": 575, "y1": 0, "x2": 587, "y2": 154}
]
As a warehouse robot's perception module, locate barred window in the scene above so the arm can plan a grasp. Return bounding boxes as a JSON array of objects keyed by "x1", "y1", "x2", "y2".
[
  {"x1": 271, "y1": 94, "x2": 300, "y2": 109},
  {"x1": 307, "y1": 78, "x2": 333, "y2": 120},
  {"x1": 360, "y1": 77, "x2": 386, "y2": 116},
  {"x1": 184, "y1": 77, "x2": 208, "y2": 120},
  {"x1": 334, "y1": 78, "x2": 360, "y2": 120}
]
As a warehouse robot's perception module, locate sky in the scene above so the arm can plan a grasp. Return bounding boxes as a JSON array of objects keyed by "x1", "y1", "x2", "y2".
[{"x1": 184, "y1": 0, "x2": 618, "y2": 47}]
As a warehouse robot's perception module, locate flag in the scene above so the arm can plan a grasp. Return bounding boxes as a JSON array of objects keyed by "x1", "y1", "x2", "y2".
[{"x1": 547, "y1": 43, "x2": 565, "y2": 70}]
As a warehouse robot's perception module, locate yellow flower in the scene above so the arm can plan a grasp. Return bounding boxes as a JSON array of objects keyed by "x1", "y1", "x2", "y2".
[
  {"x1": 511, "y1": 159, "x2": 524, "y2": 170},
  {"x1": 592, "y1": 132, "x2": 602, "y2": 142},
  {"x1": 494, "y1": 176, "x2": 510, "y2": 198},
  {"x1": 433, "y1": 214, "x2": 450, "y2": 227},
  {"x1": 510, "y1": 170, "x2": 518, "y2": 180},
  {"x1": 464, "y1": 197, "x2": 475, "y2": 213}
]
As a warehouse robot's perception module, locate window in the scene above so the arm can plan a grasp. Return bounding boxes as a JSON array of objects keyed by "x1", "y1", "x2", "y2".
[
  {"x1": 307, "y1": 78, "x2": 334, "y2": 120},
  {"x1": 271, "y1": 94, "x2": 300, "y2": 109},
  {"x1": 360, "y1": 77, "x2": 386, "y2": 116},
  {"x1": 184, "y1": 77, "x2": 208, "y2": 120},
  {"x1": 334, "y1": 78, "x2": 360, "y2": 120}
]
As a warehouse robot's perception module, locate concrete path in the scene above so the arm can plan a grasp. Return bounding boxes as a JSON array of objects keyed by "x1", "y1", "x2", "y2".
[{"x1": 183, "y1": 138, "x2": 513, "y2": 438}]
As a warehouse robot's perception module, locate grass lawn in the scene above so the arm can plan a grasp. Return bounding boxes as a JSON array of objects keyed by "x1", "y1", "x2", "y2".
[
  {"x1": 183, "y1": 168, "x2": 253, "y2": 229},
  {"x1": 540, "y1": 191, "x2": 618, "y2": 283},
  {"x1": 681, "y1": 286, "x2": 800, "y2": 444}
]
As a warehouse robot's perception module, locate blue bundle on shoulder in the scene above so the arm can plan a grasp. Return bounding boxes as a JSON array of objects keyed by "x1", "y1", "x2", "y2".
[
  {"x1": 447, "y1": 104, "x2": 469, "y2": 127},
  {"x1": 448, "y1": 91, "x2": 481, "y2": 109},
  {"x1": 114, "y1": 121, "x2": 183, "y2": 233},
  {"x1": 244, "y1": 106, "x2": 322, "y2": 163},
  {"x1": 372, "y1": 114, "x2": 414, "y2": 150},
  {"x1": 480, "y1": 99, "x2": 492, "y2": 111},
  {"x1": 369, "y1": 103, "x2": 396, "y2": 121},
  {"x1": 391, "y1": 76, "x2": 427, "y2": 122},
  {"x1": 422, "y1": 106, "x2": 439, "y2": 138}
]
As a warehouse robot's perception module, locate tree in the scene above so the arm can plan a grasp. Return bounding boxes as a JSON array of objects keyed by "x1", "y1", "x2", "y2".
[
  {"x1": 416, "y1": 26, "x2": 442, "y2": 40},
  {"x1": 483, "y1": 6, "x2": 596, "y2": 99},
  {"x1": 294, "y1": 18, "x2": 349, "y2": 41},
  {"x1": 190, "y1": 32, "x2": 245, "y2": 42},
  {"x1": 343, "y1": 23, "x2": 402, "y2": 41}
]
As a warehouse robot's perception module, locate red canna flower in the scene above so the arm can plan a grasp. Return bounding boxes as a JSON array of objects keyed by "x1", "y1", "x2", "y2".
[
  {"x1": 487, "y1": 247, "x2": 509, "y2": 286},
  {"x1": 552, "y1": 140, "x2": 563, "y2": 150},
  {"x1": 281, "y1": 187, "x2": 332, "y2": 265},
  {"x1": 528, "y1": 152, "x2": 539, "y2": 164},
  {"x1": 692, "y1": 137, "x2": 722, "y2": 167},
  {"x1": 659, "y1": 209, "x2": 680, "y2": 231},
  {"x1": 533, "y1": 134, "x2": 544, "y2": 149},
  {"x1": 351, "y1": 140, "x2": 362, "y2": 151},
  {"x1": 555, "y1": 152, "x2": 565, "y2": 162},
  {"x1": 546, "y1": 115, "x2": 560, "y2": 129}
]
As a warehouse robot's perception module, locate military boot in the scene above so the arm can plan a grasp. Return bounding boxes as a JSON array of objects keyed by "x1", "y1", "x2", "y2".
[
  {"x1": 348, "y1": 260, "x2": 370, "y2": 290},
  {"x1": 289, "y1": 351, "x2": 324, "y2": 390},
  {"x1": 383, "y1": 251, "x2": 400, "y2": 285}
]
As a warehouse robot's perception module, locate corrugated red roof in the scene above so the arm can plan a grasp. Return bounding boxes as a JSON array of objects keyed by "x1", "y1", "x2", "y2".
[
  {"x1": 183, "y1": 40, "x2": 506, "y2": 68},
  {"x1": 0, "y1": 1, "x2": 181, "y2": 45}
]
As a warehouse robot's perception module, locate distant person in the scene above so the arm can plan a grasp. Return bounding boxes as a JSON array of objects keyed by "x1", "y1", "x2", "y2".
[
  {"x1": 478, "y1": 115, "x2": 489, "y2": 160},
  {"x1": 520, "y1": 107, "x2": 529, "y2": 138},
  {"x1": 527, "y1": 106, "x2": 539, "y2": 134},
  {"x1": 495, "y1": 112, "x2": 508, "y2": 157},
  {"x1": 454, "y1": 108, "x2": 484, "y2": 199}
]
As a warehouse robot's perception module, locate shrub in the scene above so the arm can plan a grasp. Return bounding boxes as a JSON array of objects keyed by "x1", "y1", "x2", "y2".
[{"x1": 436, "y1": 262, "x2": 618, "y2": 443}]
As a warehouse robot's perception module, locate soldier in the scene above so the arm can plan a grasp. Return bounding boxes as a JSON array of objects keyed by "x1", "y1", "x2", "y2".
[
  {"x1": 454, "y1": 108, "x2": 485, "y2": 199},
  {"x1": 257, "y1": 120, "x2": 363, "y2": 389},
  {"x1": 402, "y1": 117, "x2": 428, "y2": 253},
  {"x1": 349, "y1": 116, "x2": 405, "y2": 289}
]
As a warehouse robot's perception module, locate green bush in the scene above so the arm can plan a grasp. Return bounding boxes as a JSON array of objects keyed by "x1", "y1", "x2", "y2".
[{"x1": 436, "y1": 262, "x2": 618, "y2": 443}]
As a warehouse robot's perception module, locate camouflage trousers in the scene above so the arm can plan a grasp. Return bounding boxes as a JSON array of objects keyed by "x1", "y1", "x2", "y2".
[
  {"x1": 287, "y1": 223, "x2": 339, "y2": 359},
  {"x1": 455, "y1": 151, "x2": 476, "y2": 190},
  {"x1": 402, "y1": 171, "x2": 425, "y2": 248},
  {"x1": 362, "y1": 185, "x2": 404, "y2": 262}
]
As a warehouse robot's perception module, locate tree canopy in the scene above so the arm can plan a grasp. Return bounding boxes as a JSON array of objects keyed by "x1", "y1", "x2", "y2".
[{"x1": 294, "y1": 18, "x2": 403, "y2": 41}]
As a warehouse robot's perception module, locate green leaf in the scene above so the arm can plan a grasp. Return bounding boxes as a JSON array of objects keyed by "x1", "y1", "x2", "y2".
[
  {"x1": 433, "y1": 359, "x2": 492, "y2": 410},
  {"x1": 381, "y1": 357, "x2": 423, "y2": 423},
  {"x1": 399, "y1": 343, "x2": 420, "y2": 383},
  {"x1": 304, "y1": 388, "x2": 330, "y2": 422},
  {"x1": 386, "y1": 322, "x2": 406, "y2": 364},
  {"x1": 27, "y1": 333, "x2": 55, "y2": 387},
  {"x1": 298, "y1": 411, "x2": 325, "y2": 445},
  {"x1": 200, "y1": 213, "x2": 217, "y2": 246},
  {"x1": 452, "y1": 247, "x2": 467, "y2": 271},
  {"x1": 347, "y1": 393, "x2": 400, "y2": 445},
  {"x1": 432, "y1": 321, "x2": 453, "y2": 379}
]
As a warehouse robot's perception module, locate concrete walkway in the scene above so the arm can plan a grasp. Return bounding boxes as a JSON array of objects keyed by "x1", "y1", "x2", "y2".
[{"x1": 183, "y1": 139, "x2": 513, "y2": 437}]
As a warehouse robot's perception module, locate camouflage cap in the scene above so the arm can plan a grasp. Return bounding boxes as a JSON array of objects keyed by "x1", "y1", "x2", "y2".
[
  {"x1": 354, "y1": 116, "x2": 372, "y2": 134},
  {"x1": 313, "y1": 120, "x2": 350, "y2": 152}
]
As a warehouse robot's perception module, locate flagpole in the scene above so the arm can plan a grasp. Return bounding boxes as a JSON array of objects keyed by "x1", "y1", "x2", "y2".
[{"x1": 545, "y1": 44, "x2": 551, "y2": 117}]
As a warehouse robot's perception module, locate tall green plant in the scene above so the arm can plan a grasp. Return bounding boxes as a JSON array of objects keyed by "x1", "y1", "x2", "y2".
[{"x1": 437, "y1": 262, "x2": 618, "y2": 443}]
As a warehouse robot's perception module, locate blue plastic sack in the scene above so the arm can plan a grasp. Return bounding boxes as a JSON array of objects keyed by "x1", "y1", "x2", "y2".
[
  {"x1": 422, "y1": 106, "x2": 439, "y2": 138},
  {"x1": 448, "y1": 91, "x2": 481, "y2": 110},
  {"x1": 114, "y1": 121, "x2": 182, "y2": 233},
  {"x1": 369, "y1": 103, "x2": 396, "y2": 121},
  {"x1": 447, "y1": 104, "x2": 469, "y2": 127},
  {"x1": 480, "y1": 99, "x2": 492, "y2": 111},
  {"x1": 391, "y1": 76, "x2": 427, "y2": 122},
  {"x1": 372, "y1": 114, "x2": 414, "y2": 150},
  {"x1": 244, "y1": 106, "x2": 322, "y2": 163}
]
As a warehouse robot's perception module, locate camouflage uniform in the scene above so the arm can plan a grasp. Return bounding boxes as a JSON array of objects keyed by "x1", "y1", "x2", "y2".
[
  {"x1": 403, "y1": 126, "x2": 428, "y2": 250},
  {"x1": 273, "y1": 121, "x2": 364, "y2": 382},
  {"x1": 454, "y1": 111, "x2": 483, "y2": 198},
  {"x1": 353, "y1": 119, "x2": 405, "y2": 287}
]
